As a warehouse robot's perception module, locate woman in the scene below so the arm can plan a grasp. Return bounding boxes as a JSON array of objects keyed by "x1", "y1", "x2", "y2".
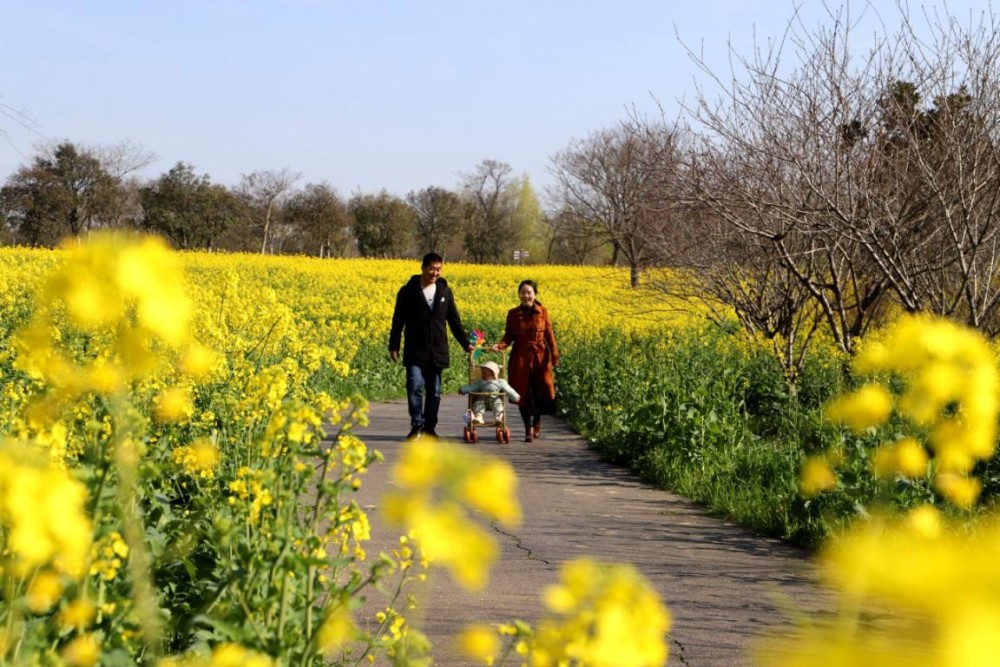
[{"x1": 492, "y1": 280, "x2": 559, "y2": 443}]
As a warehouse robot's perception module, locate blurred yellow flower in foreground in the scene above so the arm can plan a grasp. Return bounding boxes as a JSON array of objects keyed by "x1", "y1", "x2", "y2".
[
  {"x1": 799, "y1": 455, "x2": 838, "y2": 497},
  {"x1": 25, "y1": 569, "x2": 64, "y2": 613},
  {"x1": 382, "y1": 439, "x2": 521, "y2": 590},
  {"x1": 317, "y1": 600, "x2": 359, "y2": 655},
  {"x1": 59, "y1": 597, "x2": 97, "y2": 630},
  {"x1": 760, "y1": 509, "x2": 1000, "y2": 667},
  {"x1": 824, "y1": 383, "x2": 893, "y2": 433},
  {"x1": 854, "y1": 315, "x2": 999, "y2": 471},
  {"x1": 153, "y1": 386, "x2": 194, "y2": 423},
  {"x1": 158, "y1": 643, "x2": 276, "y2": 667},
  {"x1": 782, "y1": 317, "x2": 1000, "y2": 664},
  {"x1": 813, "y1": 315, "x2": 1000, "y2": 509},
  {"x1": 455, "y1": 624, "x2": 500, "y2": 665},
  {"x1": 49, "y1": 233, "x2": 191, "y2": 343},
  {"x1": 873, "y1": 437, "x2": 929, "y2": 479},
  {"x1": 0, "y1": 442, "x2": 92, "y2": 576},
  {"x1": 531, "y1": 559, "x2": 670, "y2": 667},
  {"x1": 60, "y1": 634, "x2": 100, "y2": 667}
]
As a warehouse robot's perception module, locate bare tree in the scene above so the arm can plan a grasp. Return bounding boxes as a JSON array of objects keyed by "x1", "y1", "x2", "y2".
[
  {"x1": 672, "y1": 2, "x2": 1000, "y2": 353},
  {"x1": 92, "y1": 140, "x2": 157, "y2": 230},
  {"x1": 95, "y1": 139, "x2": 156, "y2": 180},
  {"x1": 550, "y1": 122, "x2": 682, "y2": 286},
  {"x1": 237, "y1": 168, "x2": 301, "y2": 254},
  {"x1": 542, "y1": 205, "x2": 609, "y2": 264},
  {"x1": 460, "y1": 160, "x2": 520, "y2": 263},
  {"x1": 837, "y1": 9, "x2": 1000, "y2": 334},
  {"x1": 646, "y1": 198, "x2": 828, "y2": 391}
]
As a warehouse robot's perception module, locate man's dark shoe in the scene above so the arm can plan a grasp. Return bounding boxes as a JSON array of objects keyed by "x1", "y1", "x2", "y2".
[
  {"x1": 422, "y1": 427, "x2": 439, "y2": 438},
  {"x1": 406, "y1": 426, "x2": 423, "y2": 441}
]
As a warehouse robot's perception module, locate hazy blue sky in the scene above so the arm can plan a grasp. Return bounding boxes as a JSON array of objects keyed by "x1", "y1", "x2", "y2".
[{"x1": 0, "y1": 1, "x2": 987, "y2": 199}]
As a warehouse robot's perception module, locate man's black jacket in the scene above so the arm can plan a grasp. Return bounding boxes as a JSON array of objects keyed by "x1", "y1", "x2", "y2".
[{"x1": 389, "y1": 275, "x2": 469, "y2": 367}]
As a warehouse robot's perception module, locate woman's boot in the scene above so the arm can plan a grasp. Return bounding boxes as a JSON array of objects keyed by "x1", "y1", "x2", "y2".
[
  {"x1": 520, "y1": 405, "x2": 533, "y2": 442},
  {"x1": 531, "y1": 416, "x2": 541, "y2": 439}
]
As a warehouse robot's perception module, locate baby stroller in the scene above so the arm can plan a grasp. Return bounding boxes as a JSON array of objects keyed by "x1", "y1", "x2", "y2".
[{"x1": 463, "y1": 349, "x2": 513, "y2": 444}]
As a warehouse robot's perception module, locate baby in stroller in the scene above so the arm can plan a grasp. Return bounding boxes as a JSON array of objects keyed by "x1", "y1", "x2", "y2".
[{"x1": 459, "y1": 360, "x2": 520, "y2": 425}]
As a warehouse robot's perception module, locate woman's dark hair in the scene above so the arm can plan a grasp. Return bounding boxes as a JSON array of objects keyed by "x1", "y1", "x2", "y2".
[{"x1": 518, "y1": 279, "x2": 541, "y2": 305}]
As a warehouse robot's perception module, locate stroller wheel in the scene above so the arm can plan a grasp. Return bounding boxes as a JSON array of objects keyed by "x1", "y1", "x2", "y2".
[
  {"x1": 495, "y1": 427, "x2": 503, "y2": 443},
  {"x1": 502, "y1": 428, "x2": 511, "y2": 444},
  {"x1": 470, "y1": 429, "x2": 479, "y2": 443},
  {"x1": 463, "y1": 427, "x2": 471, "y2": 443}
]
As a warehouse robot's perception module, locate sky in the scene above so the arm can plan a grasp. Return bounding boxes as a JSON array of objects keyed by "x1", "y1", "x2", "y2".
[{"x1": 0, "y1": 1, "x2": 989, "y2": 200}]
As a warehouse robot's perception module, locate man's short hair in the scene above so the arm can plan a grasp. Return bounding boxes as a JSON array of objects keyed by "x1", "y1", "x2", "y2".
[{"x1": 421, "y1": 252, "x2": 444, "y2": 267}]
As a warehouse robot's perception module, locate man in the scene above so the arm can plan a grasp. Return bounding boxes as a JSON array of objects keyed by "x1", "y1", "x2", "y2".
[{"x1": 389, "y1": 252, "x2": 474, "y2": 439}]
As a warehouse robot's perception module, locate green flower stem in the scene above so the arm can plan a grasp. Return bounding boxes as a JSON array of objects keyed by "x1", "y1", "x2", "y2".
[
  {"x1": 276, "y1": 502, "x2": 295, "y2": 643},
  {"x1": 3, "y1": 572, "x2": 24, "y2": 662},
  {"x1": 110, "y1": 396, "x2": 163, "y2": 658},
  {"x1": 304, "y1": 428, "x2": 340, "y2": 645}
]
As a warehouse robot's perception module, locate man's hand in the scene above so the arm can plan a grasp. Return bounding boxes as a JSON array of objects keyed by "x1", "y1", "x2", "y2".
[{"x1": 389, "y1": 350, "x2": 399, "y2": 362}]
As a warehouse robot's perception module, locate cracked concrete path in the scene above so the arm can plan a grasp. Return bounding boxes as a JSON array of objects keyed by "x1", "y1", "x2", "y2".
[{"x1": 352, "y1": 395, "x2": 831, "y2": 666}]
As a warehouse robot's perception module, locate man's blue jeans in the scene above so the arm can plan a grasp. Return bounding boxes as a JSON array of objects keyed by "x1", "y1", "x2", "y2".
[{"x1": 406, "y1": 364, "x2": 442, "y2": 431}]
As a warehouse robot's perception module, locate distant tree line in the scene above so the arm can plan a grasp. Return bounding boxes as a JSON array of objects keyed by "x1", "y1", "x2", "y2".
[
  {"x1": 0, "y1": 146, "x2": 562, "y2": 264},
  {"x1": 4, "y1": 2, "x2": 999, "y2": 385}
]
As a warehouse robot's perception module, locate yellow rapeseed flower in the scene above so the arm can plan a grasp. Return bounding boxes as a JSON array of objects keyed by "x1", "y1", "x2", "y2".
[
  {"x1": 317, "y1": 602, "x2": 359, "y2": 655},
  {"x1": 25, "y1": 569, "x2": 64, "y2": 614},
  {"x1": 459, "y1": 459, "x2": 522, "y2": 527},
  {"x1": 117, "y1": 235, "x2": 191, "y2": 345},
  {"x1": 824, "y1": 383, "x2": 893, "y2": 432},
  {"x1": 894, "y1": 437, "x2": 930, "y2": 478},
  {"x1": 454, "y1": 624, "x2": 500, "y2": 665},
  {"x1": 408, "y1": 502, "x2": 497, "y2": 590},
  {"x1": 0, "y1": 444, "x2": 92, "y2": 576},
  {"x1": 763, "y1": 511, "x2": 1000, "y2": 665},
  {"x1": 172, "y1": 439, "x2": 221, "y2": 479},
  {"x1": 799, "y1": 455, "x2": 838, "y2": 497},
  {"x1": 826, "y1": 315, "x2": 1000, "y2": 509},
  {"x1": 934, "y1": 473, "x2": 981, "y2": 510},
  {"x1": 531, "y1": 559, "x2": 670, "y2": 667},
  {"x1": 873, "y1": 437, "x2": 929, "y2": 479},
  {"x1": 391, "y1": 440, "x2": 444, "y2": 490},
  {"x1": 208, "y1": 644, "x2": 276, "y2": 667},
  {"x1": 181, "y1": 343, "x2": 218, "y2": 380},
  {"x1": 60, "y1": 633, "x2": 100, "y2": 667},
  {"x1": 904, "y1": 504, "x2": 942, "y2": 540},
  {"x1": 89, "y1": 531, "x2": 129, "y2": 581},
  {"x1": 59, "y1": 597, "x2": 97, "y2": 630},
  {"x1": 153, "y1": 386, "x2": 194, "y2": 423},
  {"x1": 382, "y1": 439, "x2": 522, "y2": 590}
]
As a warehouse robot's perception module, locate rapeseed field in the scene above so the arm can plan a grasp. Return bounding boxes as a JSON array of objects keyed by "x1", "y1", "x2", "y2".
[{"x1": 0, "y1": 236, "x2": 998, "y2": 666}]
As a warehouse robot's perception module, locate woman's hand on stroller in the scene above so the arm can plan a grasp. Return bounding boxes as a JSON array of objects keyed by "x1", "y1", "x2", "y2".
[{"x1": 489, "y1": 343, "x2": 500, "y2": 352}]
